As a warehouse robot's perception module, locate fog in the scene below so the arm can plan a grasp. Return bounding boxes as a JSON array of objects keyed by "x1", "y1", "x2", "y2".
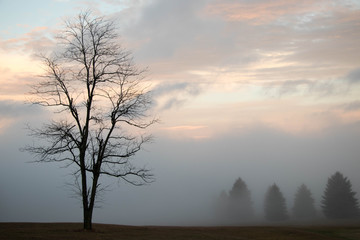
[
  {"x1": 1, "y1": 0, "x2": 360, "y2": 226},
  {"x1": 1, "y1": 114, "x2": 359, "y2": 226}
]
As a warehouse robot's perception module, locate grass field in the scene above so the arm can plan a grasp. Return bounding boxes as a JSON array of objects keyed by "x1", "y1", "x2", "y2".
[{"x1": 1, "y1": 223, "x2": 360, "y2": 240}]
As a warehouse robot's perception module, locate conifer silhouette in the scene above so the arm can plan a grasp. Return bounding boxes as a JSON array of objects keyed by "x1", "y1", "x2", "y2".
[
  {"x1": 293, "y1": 184, "x2": 316, "y2": 219},
  {"x1": 264, "y1": 184, "x2": 288, "y2": 221},
  {"x1": 228, "y1": 177, "x2": 254, "y2": 222},
  {"x1": 322, "y1": 172, "x2": 359, "y2": 219}
]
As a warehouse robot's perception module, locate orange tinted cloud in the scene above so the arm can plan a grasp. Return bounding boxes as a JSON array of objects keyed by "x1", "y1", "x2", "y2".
[
  {"x1": 0, "y1": 26, "x2": 53, "y2": 54},
  {"x1": 159, "y1": 92, "x2": 360, "y2": 138},
  {"x1": 0, "y1": 26, "x2": 53, "y2": 101},
  {"x1": 0, "y1": 54, "x2": 41, "y2": 100},
  {"x1": 163, "y1": 125, "x2": 207, "y2": 131},
  {"x1": 160, "y1": 125, "x2": 211, "y2": 140},
  {"x1": 206, "y1": 0, "x2": 328, "y2": 24}
]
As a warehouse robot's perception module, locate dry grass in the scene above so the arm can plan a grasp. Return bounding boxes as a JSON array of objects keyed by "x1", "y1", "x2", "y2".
[{"x1": 0, "y1": 223, "x2": 360, "y2": 240}]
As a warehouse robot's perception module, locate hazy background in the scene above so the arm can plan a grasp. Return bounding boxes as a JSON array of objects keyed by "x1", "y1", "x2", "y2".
[{"x1": 1, "y1": 0, "x2": 360, "y2": 225}]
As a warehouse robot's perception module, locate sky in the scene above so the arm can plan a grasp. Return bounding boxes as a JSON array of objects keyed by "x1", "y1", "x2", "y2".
[{"x1": 1, "y1": 0, "x2": 360, "y2": 225}]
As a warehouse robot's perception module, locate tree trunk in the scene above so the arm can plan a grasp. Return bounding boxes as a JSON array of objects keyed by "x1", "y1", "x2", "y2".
[
  {"x1": 83, "y1": 169, "x2": 100, "y2": 230},
  {"x1": 83, "y1": 207, "x2": 93, "y2": 230}
]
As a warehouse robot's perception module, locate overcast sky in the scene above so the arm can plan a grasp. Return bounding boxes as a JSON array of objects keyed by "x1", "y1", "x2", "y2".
[{"x1": 1, "y1": 0, "x2": 360, "y2": 225}]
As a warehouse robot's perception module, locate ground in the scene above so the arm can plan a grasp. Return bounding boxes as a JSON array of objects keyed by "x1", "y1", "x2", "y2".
[{"x1": 1, "y1": 223, "x2": 360, "y2": 240}]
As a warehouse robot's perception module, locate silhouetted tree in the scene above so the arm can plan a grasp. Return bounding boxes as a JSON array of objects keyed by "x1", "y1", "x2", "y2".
[
  {"x1": 214, "y1": 190, "x2": 229, "y2": 223},
  {"x1": 292, "y1": 184, "x2": 316, "y2": 219},
  {"x1": 25, "y1": 12, "x2": 156, "y2": 230},
  {"x1": 228, "y1": 177, "x2": 254, "y2": 222},
  {"x1": 321, "y1": 172, "x2": 359, "y2": 219},
  {"x1": 264, "y1": 184, "x2": 288, "y2": 221}
]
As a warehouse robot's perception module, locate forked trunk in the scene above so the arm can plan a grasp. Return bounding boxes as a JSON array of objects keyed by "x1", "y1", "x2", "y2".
[{"x1": 83, "y1": 170, "x2": 99, "y2": 230}]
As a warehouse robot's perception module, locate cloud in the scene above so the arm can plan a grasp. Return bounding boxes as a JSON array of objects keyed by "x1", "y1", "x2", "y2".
[
  {"x1": 0, "y1": 100, "x2": 42, "y2": 118},
  {"x1": 205, "y1": 0, "x2": 327, "y2": 25},
  {"x1": 338, "y1": 101, "x2": 360, "y2": 112},
  {"x1": 2, "y1": 0, "x2": 359, "y2": 135},
  {"x1": 4, "y1": 0, "x2": 357, "y2": 103},
  {"x1": 128, "y1": 0, "x2": 209, "y2": 60},
  {"x1": 275, "y1": 79, "x2": 313, "y2": 96},
  {"x1": 152, "y1": 82, "x2": 200, "y2": 97},
  {"x1": 160, "y1": 125, "x2": 210, "y2": 140},
  {"x1": 206, "y1": 0, "x2": 360, "y2": 27},
  {"x1": 0, "y1": 26, "x2": 54, "y2": 55},
  {"x1": 0, "y1": 100, "x2": 44, "y2": 134},
  {"x1": 0, "y1": 63, "x2": 40, "y2": 100},
  {"x1": 263, "y1": 77, "x2": 351, "y2": 98},
  {"x1": 346, "y1": 68, "x2": 360, "y2": 84},
  {"x1": 117, "y1": 0, "x2": 360, "y2": 102},
  {"x1": 163, "y1": 125, "x2": 207, "y2": 131},
  {"x1": 121, "y1": 0, "x2": 257, "y2": 77},
  {"x1": 151, "y1": 82, "x2": 203, "y2": 110}
]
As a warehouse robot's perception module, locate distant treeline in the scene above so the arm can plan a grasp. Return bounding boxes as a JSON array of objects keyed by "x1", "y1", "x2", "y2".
[{"x1": 215, "y1": 171, "x2": 360, "y2": 223}]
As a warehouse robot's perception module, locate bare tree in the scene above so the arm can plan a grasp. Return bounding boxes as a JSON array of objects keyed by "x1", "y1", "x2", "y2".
[{"x1": 25, "y1": 12, "x2": 156, "y2": 230}]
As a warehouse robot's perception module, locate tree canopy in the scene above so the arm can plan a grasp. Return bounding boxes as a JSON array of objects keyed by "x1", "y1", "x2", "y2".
[
  {"x1": 322, "y1": 172, "x2": 359, "y2": 219},
  {"x1": 264, "y1": 184, "x2": 288, "y2": 221},
  {"x1": 25, "y1": 12, "x2": 156, "y2": 230},
  {"x1": 215, "y1": 177, "x2": 254, "y2": 224},
  {"x1": 292, "y1": 184, "x2": 316, "y2": 219},
  {"x1": 228, "y1": 177, "x2": 254, "y2": 222}
]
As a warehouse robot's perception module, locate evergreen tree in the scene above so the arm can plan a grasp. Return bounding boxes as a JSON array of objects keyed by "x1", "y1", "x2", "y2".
[
  {"x1": 322, "y1": 172, "x2": 360, "y2": 219},
  {"x1": 214, "y1": 190, "x2": 229, "y2": 222},
  {"x1": 292, "y1": 184, "x2": 316, "y2": 219},
  {"x1": 228, "y1": 177, "x2": 254, "y2": 222},
  {"x1": 264, "y1": 183, "x2": 288, "y2": 221}
]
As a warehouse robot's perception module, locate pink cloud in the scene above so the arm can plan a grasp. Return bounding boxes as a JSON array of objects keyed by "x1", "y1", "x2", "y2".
[
  {"x1": 163, "y1": 125, "x2": 207, "y2": 131},
  {"x1": 159, "y1": 125, "x2": 212, "y2": 140},
  {"x1": 206, "y1": 0, "x2": 334, "y2": 25},
  {"x1": 0, "y1": 69, "x2": 34, "y2": 98},
  {"x1": 0, "y1": 26, "x2": 54, "y2": 54}
]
